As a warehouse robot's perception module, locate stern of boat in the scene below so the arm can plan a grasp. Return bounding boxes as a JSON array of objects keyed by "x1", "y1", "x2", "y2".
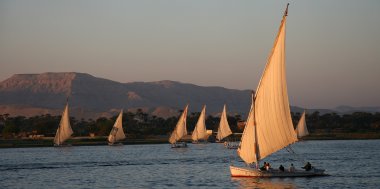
[
  {"x1": 312, "y1": 168, "x2": 327, "y2": 176},
  {"x1": 230, "y1": 165, "x2": 262, "y2": 177}
]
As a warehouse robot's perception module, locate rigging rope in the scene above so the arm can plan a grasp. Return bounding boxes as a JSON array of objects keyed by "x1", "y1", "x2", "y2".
[{"x1": 286, "y1": 145, "x2": 308, "y2": 164}]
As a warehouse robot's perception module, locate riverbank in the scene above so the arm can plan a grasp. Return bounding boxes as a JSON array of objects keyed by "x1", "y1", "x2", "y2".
[
  {"x1": 0, "y1": 136, "x2": 169, "y2": 148},
  {"x1": 1, "y1": 132, "x2": 379, "y2": 148},
  {"x1": 304, "y1": 132, "x2": 380, "y2": 140}
]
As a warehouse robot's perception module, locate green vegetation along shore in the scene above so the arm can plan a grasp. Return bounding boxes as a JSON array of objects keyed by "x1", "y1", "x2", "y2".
[
  {"x1": 1, "y1": 132, "x2": 380, "y2": 148},
  {"x1": 1, "y1": 110, "x2": 379, "y2": 148}
]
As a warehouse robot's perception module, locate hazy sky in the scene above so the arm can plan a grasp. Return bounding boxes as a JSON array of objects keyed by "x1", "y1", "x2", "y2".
[{"x1": 0, "y1": 0, "x2": 379, "y2": 108}]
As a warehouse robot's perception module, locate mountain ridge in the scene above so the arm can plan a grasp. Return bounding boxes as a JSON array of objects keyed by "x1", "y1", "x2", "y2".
[
  {"x1": 0, "y1": 72, "x2": 251, "y2": 118},
  {"x1": 1, "y1": 72, "x2": 378, "y2": 119}
]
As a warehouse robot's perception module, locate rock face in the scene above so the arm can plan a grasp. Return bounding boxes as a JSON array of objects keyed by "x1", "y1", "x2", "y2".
[
  {"x1": 0, "y1": 72, "x2": 251, "y2": 118},
  {"x1": 0, "y1": 73, "x2": 75, "y2": 109},
  {"x1": 0, "y1": 73, "x2": 75, "y2": 94}
]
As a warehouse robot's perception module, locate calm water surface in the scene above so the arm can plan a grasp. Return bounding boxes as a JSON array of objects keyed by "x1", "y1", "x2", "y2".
[{"x1": 0, "y1": 140, "x2": 379, "y2": 188}]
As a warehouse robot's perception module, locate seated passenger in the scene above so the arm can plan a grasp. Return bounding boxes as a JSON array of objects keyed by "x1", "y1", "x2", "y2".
[
  {"x1": 279, "y1": 164, "x2": 285, "y2": 172},
  {"x1": 302, "y1": 162, "x2": 312, "y2": 171},
  {"x1": 265, "y1": 162, "x2": 271, "y2": 171},
  {"x1": 289, "y1": 163, "x2": 295, "y2": 172},
  {"x1": 260, "y1": 162, "x2": 267, "y2": 171}
]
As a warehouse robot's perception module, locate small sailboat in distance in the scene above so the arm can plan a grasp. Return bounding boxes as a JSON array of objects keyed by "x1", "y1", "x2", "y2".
[
  {"x1": 169, "y1": 105, "x2": 189, "y2": 148},
  {"x1": 295, "y1": 110, "x2": 309, "y2": 139},
  {"x1": 216, "y1": 104, "x2": 238, "y2": 149},
  {"x1": 230, "y1": 4, "x2": 326, "y2": 177},
  {"x1": 192, "y1": 105, "x2": 208, "y2": 143},
  {"x1": 54, "y1": 101, "x2": 73, "y2": 147},
  {"x1": 216, "y1": 104, "x2": 232, "y2": 142},
  {"x1": 108, "y1": 110, "x2": 126, "y2": 146}
]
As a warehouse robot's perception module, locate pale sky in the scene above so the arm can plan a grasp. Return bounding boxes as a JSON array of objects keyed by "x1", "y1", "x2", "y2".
[{"x1": 0, "y1": 0, "x2": 379, "y2": 109}]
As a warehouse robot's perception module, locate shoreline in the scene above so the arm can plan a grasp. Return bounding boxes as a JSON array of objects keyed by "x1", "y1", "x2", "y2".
[
  {"x1": 1, "y1": 133, "x2": 380, "y2": 148},
  {"x1": 0, "y1": 136, "x2": 170, "y2": 148},
  {"x1": 304, "y1": 132, "x2": 380, "y2": 140}
]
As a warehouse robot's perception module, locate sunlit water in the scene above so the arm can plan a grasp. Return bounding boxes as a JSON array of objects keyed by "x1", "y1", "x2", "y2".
[{"x1": 1, "y1": 140, "x2": 379, "y2": 188}]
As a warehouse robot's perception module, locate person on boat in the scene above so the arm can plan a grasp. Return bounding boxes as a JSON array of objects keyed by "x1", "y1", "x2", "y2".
[
  {"x1": 279, "y1": 165, "x2": 285, "y2": 172},
  {"x1": 260, "y1": 162, "x2": 267, "y2": 171},
  {"x1": 302, "y1": 162, "x2": 312, "y2": 171},
  {"x1": 265, "y1": 162, "x2": 271, "y2": 171},
  {"x1": 289, "y1": 163, "x2": 295, "y2": 172}
]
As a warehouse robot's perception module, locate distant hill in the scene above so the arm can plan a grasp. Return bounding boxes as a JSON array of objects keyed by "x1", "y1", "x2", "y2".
[
  {"x1": 291, "y1": 106, "x2": 336, "y2": 115},
  {"x1": 291, "y1": 106, "x2": 380, "y2": 115},
  {"x1": 1, "y1": 72, "x2": 378, "y2": 119},
  {"x1": 0, "y1": 72, "x2": 251, "y2": 118},
  {"x1": 332, "y1": 105, "x2": 380, "y2": 114}
]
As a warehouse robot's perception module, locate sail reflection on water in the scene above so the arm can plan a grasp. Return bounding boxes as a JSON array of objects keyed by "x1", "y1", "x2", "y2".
[{"x1": 231, "y1": 177, "x2": 296, "y2": 189}]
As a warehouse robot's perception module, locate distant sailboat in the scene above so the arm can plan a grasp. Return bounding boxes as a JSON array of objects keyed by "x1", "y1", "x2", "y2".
[
  {"x1": 216, "y1": 104, "x2": 232, "y2": 141},
  {"x1": 192, "y1": 105, "x2": 208, "y2": 143},
  {"x1": 108, "y1": 110, "x2": 126, "y2": 146},
  {"x1": 295, "y1": 111, "x2": 309, "y2": 138},
  {"x1": 169, "y1": 105, "x2": 188, "y2": 148},
  {"x1": 54, "y1": 102, "x2": 73, "y2": 147},
  {"x1": 230, "y1": 4, "x2": 326, "y2": 177},
  {"x1": 216, "y1": 105, "x2": 237, "y2": 148}
]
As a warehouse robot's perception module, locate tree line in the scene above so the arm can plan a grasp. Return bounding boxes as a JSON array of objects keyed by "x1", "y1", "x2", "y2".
[
  {"x1": 292, "y1": 111, "x2": 380, "y2": 133},
  {"x1": 0, "y1": 109, "x2": 243, "y2": 138},
  {"x1": 1, "y1": 110, "x2": 379, "y2": 138}
]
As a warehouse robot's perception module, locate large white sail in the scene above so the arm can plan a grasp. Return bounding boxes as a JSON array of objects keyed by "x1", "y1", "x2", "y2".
[
  {"x1": 237, "y1": 7, "x2": 297, "y2": 164},
  {"x1": 54, "y1": 103, "x2": 73, "y2": 145},
  {"x1": 216, "y1": 104, "x2": 232, "y2": 141},
  {"x1": 108, "y1": 110, "x2": 126, "y2": 143},
  {"x1": 191, "y1": 105, "x2": 208, "y2": 141},
  {"x1": 169, "y1": 105, "x2": 188, "y2": 144},
  {"x1": 237, "y1": 92, "x2": 257, "y2": 163},
  {"x1": 295, "y1": 111, "x2": 309, "y2": 138}
]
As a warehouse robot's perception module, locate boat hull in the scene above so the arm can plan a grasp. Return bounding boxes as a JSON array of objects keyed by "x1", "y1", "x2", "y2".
[
  {"x1": 192, "y1": 140, "x2": 208, "y2": 144},
  {"x1": 226, "y1": 145, "x2": 238, "y2": 149},
  {"x1": 230, "y1": 165, "x2": 327, "y2": 177},
  {"x1": 171, "y1": 142, "x2": 188, "y2": 148},
  {"x1": 108, "y1": 142, "x2": 123, "y2": 146},
  {"x1": 54, "y1": 143, "x2": 72, "y2": 147},
  {"x1": 224, "y1": 141, "x2": 239, "y2": 149}
]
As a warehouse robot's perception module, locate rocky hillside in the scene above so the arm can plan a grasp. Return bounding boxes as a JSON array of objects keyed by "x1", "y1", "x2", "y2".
[{"x1": 0, "y1": 72, "x2": 251, "y2": 118}]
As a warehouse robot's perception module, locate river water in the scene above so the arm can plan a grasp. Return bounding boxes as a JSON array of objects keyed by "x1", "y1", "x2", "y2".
[{"x1": 0, "y1": 140, "x2": 379, "y2": 188}]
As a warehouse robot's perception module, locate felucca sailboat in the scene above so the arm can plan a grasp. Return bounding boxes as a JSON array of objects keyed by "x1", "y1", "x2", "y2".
[
  {"x1": 295, "y1": 110, "x2": 309, "y2": 138},
  {"x1": 169, "y1": 105, "x2": 188, "y2": 148},
  {"x1": 54, "y1": 102, "x2": 73, "y2": 147},
  {"x1": 192, "y1": 105, "x2": 208, "y2": 143},
  {"x1": 230, "y1": 4, "x2": 326, "y2": 177},
  {"x1": 216, "y1": 105, "x2": 238, "y2": 149},
  {"x1": 108, "y1": 110, "x2": 126, "y2": 146},
  {"x1": 216, "y1": 104, "x2": 232, "y2": 142}
]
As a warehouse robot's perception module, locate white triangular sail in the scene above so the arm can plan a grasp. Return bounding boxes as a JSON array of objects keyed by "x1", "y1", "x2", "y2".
[
  {"x1": 192, "y1": 105, "x2": 208, "y2": 141},
  {"x1": 295, "y1": 111, "x2": 309, "y2": 138},
  {"x1": 216, "y1": 104, "x2": 232, "y2": 141},
  {"x1": 169, "y1": 105, "x2": 188, "y2": 144},
  {"x1": 237, "y1": 92, "x2": 257, "y2": 163},
  {"x1": 108, "y1": 110, "x2": 126, "y2": 143},
  {"x1": 54, "y1": 103, "x2": 73, "y2": 145},
  {"x1": 237, "y1": 9, "x2": 297, "y2": 164}
]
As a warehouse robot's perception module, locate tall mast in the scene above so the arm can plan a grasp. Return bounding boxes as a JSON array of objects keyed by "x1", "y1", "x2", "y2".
[
  {"x1": 284, "y1": 3, "x2": 289, "y2": 17},
  {"x1": 252, "y1": 90, "x2": 259, "y2": 168}
]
